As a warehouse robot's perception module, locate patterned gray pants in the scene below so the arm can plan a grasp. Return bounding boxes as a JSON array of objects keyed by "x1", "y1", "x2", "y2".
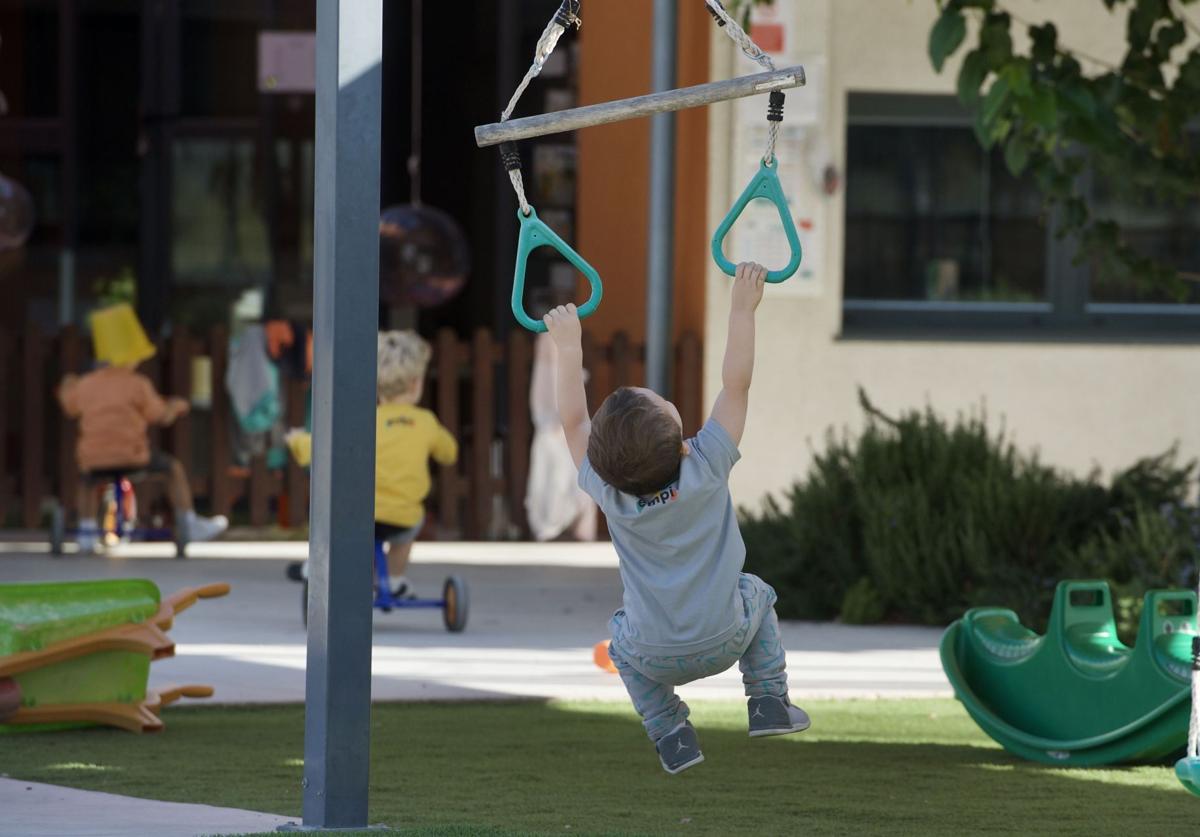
[{"x1": 607, "y1": 573, "x2": 789, "y2": 742}]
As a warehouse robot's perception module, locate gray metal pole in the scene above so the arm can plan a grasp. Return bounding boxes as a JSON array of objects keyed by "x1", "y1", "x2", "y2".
[
  {"x1": 302, "y1": 0, "x2": 382, "y2": 828},
  {"x1": 473, "y1": 65, "x2": 803, "y2": 147},
  {"x1": 645, "y1": 0, "x2": 677, "y2": 396}
]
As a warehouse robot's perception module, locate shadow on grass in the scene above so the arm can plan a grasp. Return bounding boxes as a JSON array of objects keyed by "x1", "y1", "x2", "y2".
[{"x1": 0, "y1": 700, "x2": 1193, "y2": 836}]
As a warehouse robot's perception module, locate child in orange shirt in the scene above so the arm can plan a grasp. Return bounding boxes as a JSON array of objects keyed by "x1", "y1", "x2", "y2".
[{"x1": 57, "y1": 304, "x2": 228, "y2": 552}]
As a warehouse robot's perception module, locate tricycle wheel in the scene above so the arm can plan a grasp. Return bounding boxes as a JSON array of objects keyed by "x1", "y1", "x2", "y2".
[{"x1": 442, "y1": 575, "x2": 468, "y2": 633}]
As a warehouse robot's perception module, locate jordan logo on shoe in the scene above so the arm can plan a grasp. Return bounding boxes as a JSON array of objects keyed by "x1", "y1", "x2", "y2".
[
  {"x1": 676, "y1": 739, "x2": 689, "y2": 753},
  {"x1": 752, "y1": 705, "x2": 765, "y2": 719}
]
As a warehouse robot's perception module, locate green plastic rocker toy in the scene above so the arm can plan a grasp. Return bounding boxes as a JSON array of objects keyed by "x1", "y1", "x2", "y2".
[{"x1": 941, "y1": 580, "x2": 1197, "y2": 768}]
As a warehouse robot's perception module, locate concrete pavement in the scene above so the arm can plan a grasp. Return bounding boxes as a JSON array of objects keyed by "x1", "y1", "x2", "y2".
[
  {"x1": 0, "y1": 540, "x2": 950, "y2": 703},
  {"x1": 0, "y1": 778, "x2": 293, "y2": 837}
]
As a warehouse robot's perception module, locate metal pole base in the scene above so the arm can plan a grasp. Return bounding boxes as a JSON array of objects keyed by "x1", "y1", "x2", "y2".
[{"x1": 278, "y1": 823, "x2": 393, "y2": 833}]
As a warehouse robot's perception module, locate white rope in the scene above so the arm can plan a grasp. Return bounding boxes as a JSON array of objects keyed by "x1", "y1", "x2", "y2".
[
  {"x1": 705, "y1": 0, "x2": 781, "y2": 165},
  {"x1": 498, "y1": 2, "x2": 581, "y2": 214},
  {"x1": 502, "y1": 16, "x2": 573, "y2": 122},
  {"x1": 508, "y1": 169, "x2": 532, "y2": 217},
  {"x1": 706, "y1": 0, "x2": 775, "y2": 72},
  {"x1": 765, "y1": 120, "x2": 780, "y2": 167}
]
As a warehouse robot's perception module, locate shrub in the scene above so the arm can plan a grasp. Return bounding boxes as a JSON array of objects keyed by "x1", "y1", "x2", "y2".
[{"x1": 739, "y1": 389, "x2": 1199, "y2": 630}]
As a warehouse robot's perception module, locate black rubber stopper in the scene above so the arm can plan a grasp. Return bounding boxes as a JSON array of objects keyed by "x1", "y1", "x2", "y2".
[
  {"x1": 499, "y1": 142, "x2": 521, "y2": 173},
  {"x1": 767, "y1": 91, "x2": 785, "y2": 123}
]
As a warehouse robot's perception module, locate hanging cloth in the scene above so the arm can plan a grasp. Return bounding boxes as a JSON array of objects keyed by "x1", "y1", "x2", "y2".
[{"x1": 226, "y1": 325, "x2": 281, "y2": 435}]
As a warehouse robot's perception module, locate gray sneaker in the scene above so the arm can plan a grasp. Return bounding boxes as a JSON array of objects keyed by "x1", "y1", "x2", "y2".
[
  {"x1": 656, "y1": 721, "x2": 705, "y2": 774},
  {"x1": 748, "y1": 695, "x2": 811, "y2": 738}
]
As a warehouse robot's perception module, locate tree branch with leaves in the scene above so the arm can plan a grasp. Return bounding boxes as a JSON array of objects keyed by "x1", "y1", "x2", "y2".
[{"x1": 929, "y1": 0, "x2": 1200, "y2": 296}]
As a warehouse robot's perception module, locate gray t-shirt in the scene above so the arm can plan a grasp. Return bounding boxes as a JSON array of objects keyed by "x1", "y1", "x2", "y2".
[{"x1": 579, "y1": 418, "x2": 744, "y2": 655}]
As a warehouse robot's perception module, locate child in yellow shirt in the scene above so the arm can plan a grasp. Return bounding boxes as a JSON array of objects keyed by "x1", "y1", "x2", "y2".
[{"x1": 289, "y1": 330, "x2": 457, "y2": 596}]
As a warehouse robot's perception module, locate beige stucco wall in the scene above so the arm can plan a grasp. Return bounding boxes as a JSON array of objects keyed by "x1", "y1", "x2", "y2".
[{"x1": 704, "y1": 0, "x2": 1200, "y2": 509}]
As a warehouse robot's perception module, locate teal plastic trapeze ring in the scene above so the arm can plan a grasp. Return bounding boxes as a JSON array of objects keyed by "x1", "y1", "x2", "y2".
[
  {"x1": 711, "y1": 160, "x2": 803, "y2": 284},
  {"x1": 511, "y1": 207, "x2": 603, "y2": 333}
]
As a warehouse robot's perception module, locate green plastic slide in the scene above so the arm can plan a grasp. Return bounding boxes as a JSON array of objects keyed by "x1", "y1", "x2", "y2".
[{"x1": 940, "y1": 580, "x2": 1196, "y2": 766}]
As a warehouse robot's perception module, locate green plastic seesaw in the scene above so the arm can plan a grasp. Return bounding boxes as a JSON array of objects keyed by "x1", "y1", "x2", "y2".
[
  {"x1": 511, "y1": 207, "x2": 603, "y2": 333},
  {"x1": 711, "y1": 159, "x2": 803, "y2": 284}
]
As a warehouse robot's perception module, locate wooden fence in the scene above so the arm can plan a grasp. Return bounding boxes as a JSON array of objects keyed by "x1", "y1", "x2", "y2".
[{"x1": 0, "y1": 325, "x2": 703, "y2": 540}]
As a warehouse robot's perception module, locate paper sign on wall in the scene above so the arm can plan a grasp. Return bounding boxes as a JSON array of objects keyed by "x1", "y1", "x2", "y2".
[
  {"x1": 725, "y1": 0, "x2": 826, "y2": 295},
  {"x1": 259, "y1": 32, "x2": 316, "y2": 94}
]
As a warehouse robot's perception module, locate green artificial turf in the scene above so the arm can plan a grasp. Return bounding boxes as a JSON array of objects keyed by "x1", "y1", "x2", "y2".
[{"x1": 0, "y1": 699, "x2": 1194, "y2": 836}]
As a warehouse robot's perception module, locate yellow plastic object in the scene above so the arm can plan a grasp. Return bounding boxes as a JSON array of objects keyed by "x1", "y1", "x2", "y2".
[
  {"x1": 90, "y1": 302, "x2": 156, "y2": 367},
  {"x1": 285, "y1": 430, "x2": 313, "y2": 467}
]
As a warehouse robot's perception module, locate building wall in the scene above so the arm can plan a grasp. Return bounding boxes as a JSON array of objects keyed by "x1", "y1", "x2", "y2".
[
  {"x1": 577, "y1": 1, "x2": 710, "y2": 343},
  {"x1": 704, "y1": 0, "x2": 1200, "y2": 507}
]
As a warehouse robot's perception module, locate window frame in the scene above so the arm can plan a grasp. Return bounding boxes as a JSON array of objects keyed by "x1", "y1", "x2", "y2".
[{"x1": 840, "y1": 93, "x2": 1200, "y2": 341}]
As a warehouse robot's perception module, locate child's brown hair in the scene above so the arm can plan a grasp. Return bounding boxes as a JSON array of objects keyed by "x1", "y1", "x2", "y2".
[{"x1": 587, "y1": 387, "x2": 682, "y2": 496}]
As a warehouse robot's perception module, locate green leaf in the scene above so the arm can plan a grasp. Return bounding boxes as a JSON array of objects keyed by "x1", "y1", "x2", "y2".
[
  {"x1": 1023, "y1": 85, "x2": 1057, "y2": 130},
  {"x1": 981, "y1": 76, "x2": 1011, "y2": 132},
  {"x1": 957, "y1": 50, "x2": 989, "y2": 104},
  {"x1": 1128, "y1": 0, "x2": 1160, "y2": 50},
  {"x1": 1156, "y1": 19, "x2": 1186, "y2": 55},
  {"x1": 1059, "y1": 82, "x2": 1097, "y2": 119},
  {"x1": 1029, "y1": 23, "x2": 1058, "y2": 65},
  {"x1": 1179, "y1": 51, "x2": 1200, "y2": 92},
  {"x1": 1003, "y1": 136, "x2": 1031, "y2": 175},
  {"x1": 980, "y1": 13, "x2": 1013, "y2": 66},
  {"x1": 929, "y1": 8, "x2": 967, "y2": 73},
  {"x1": 974, "y1": 110, "x2": 1011, "y2": 150},
  {"x1": 1002, "y1": 59, "x2": 1033, "y2": 97}
]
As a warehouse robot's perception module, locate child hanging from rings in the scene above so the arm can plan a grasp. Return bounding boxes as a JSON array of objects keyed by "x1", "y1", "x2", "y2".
[
  {"x1": 288, "y1": 330, "x2": 458, "y2": 597},
  {"x1": 543, "y1": 262, "x2": 809, "y2": 775},
  {"x1": 57, "y1": 303, "x2": 228, "y2": 552}
]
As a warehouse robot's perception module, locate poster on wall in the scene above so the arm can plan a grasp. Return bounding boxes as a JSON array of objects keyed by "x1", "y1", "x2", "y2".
[
  {"x1": 258, "y1": 32, "x2": 316, "y2": 93},
  {"x1": 724, "y1": 2, "x2": 826, "y2": 296}
]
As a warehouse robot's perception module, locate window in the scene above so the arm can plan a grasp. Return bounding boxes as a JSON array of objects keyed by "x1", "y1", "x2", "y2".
[
  {"x1": 842, "y1": 93, "x2": 1200, "y2": 338},
  {"x1": 1088, "y1": 177, "x2": 1200, "y2": 306},
  {"x1": 171, "y1": 138, "x2": 271, "y2": 285}
]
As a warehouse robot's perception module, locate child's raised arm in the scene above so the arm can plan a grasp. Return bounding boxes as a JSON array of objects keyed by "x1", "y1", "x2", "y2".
[
  {"x1": 543, "y1": 304, "x2": 590, "y2": 469},
  {"x1": 710, "y1": 262, "x2": 766, "y2": 446}
]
